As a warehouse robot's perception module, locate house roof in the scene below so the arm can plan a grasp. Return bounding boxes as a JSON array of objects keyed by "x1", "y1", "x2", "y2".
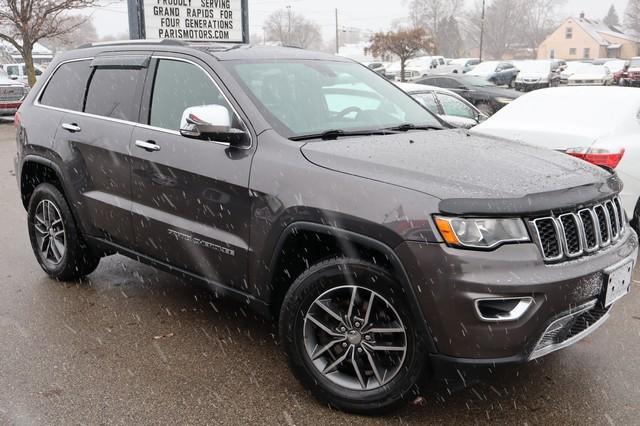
[{"x1": 571, "y1": 16, "x2": 640, "y2": 45}]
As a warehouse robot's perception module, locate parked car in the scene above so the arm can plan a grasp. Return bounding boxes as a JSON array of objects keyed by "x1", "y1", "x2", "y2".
[
  {"x1": 366, "y1": 61, "x2": 388, "y2": 77},
  {"x1": 434, "y1": 57, "x2": 480, "y2": 75},
  {"x1": 466, "y1": 61, "x2": 519, "y2": 87},
  {"x1": 472, "y1": 86, "x2": 640, "y2": 231},
  {"x1": 416, "y1": 74, "x2": 521, "y2": 115},
  {"x1": 14, "y1": 41, "x2": 638, "y2": 414},
  {"x1": 560, "y1": 61, "x2": 591, "y2": 84},
  {"x1": 386, "y1": 56, "x2": 446, "y2": 81},
  {"x1": 2, "y1": 63, "x2": 44, "y2": 85},
  {"x1": 567, "y1": 64, "x2": 613, "y2": 86},
  {"x1": 395, "y1": 82, "x2": 487, "y2": 128},
  {"x1": 0, "y1": 67, "x2": 29, "y2": 115},
  {"x1": 513, "y1": 60, "x2": 561, "y2": 91},
  {"x1": 618, "y1": 57, "x2": 640, "y2": 86}
]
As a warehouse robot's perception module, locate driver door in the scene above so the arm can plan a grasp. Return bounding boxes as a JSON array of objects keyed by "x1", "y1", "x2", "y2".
[{"x1": 129, "y1": 56, "x2": 254, "y2": 290}]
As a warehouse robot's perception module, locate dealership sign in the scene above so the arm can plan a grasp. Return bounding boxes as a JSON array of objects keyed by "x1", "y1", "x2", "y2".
[{"x1": 128, "y1": 0, "x2": 247, "y2": 42}]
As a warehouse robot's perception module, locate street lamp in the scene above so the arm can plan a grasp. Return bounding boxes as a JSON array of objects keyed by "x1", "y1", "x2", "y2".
[{"x1": 479, "y1": 0, "x2": 486, "y2": 62}]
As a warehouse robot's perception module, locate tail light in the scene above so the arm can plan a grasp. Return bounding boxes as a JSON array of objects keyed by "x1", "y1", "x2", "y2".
[
  {"x1": 566, "y1": 147, "x2": 625, "y2": 169},
  {"x1": 14, "y1": 111, "x2": 21, "y2": 129}
]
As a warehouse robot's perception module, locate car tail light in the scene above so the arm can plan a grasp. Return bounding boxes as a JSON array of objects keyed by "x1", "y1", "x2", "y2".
[
  {"x1": 565, "y1": 147, "x2": 625, "y2": 169},
  {"x1": 14, "y1": 111, "x2": 21, "y2": 129}
]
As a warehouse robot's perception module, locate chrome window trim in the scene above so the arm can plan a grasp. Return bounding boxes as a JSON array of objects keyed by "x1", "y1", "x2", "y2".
[
  {"x1": 577, "y1": 208, "x2": 600, "y2": 252},
  {"x1": 532, "y1": 217, "x2": 564, "y2": 262},
  {"x1": 557, "y1": 212, "x2": 583, "y2": 258},
  {"x1": 33, "y1": 55, "x2": 253, "y2": 150}
]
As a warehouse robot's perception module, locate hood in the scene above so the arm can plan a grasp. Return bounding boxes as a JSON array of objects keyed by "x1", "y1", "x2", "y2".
[
  {"x1": 569, "y1": 72, "x2": 606, "y2": 80},
  {"x1": 300, "y1": 129, "x2": 610, "y2": 201}
]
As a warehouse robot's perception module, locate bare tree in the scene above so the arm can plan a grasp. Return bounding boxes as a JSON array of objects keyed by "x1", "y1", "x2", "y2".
[
  {"x1": 408, "y1": 0, "x2": 462, "y2": 53},
  {"x1": 0, "y1": 0, "x2": 95, "y2": 86},
  {"x1": 604, "y1": 4, "x2": 621, "y2": 27},
  {"x1": 41, "y1": 15, "x2": 98, "y2": 52},
  {"x1": 264, "y1": 8, "x2": 323, "y2": 50},
  {"x1": 466, "y1": 0, "x2": 526, "y2": 59},
  {"x1": 366, "y1": 28, "x2": 434, "y2": 82},
  {"x1": 521, "y1": 0, "x2": 567, "y2": 58},
  {"x1": 624, "y1": 0, "x2": 640, "y2": 32}
]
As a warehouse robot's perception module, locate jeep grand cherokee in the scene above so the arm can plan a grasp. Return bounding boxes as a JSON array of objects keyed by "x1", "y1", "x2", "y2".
[{"x1": 14, "y1": 41, "x2": 638, "y2": 414}]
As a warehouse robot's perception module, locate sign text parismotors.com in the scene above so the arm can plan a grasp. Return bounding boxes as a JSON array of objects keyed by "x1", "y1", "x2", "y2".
[{"x1": 144, "y1": 0, "x2": 243, "y2": 42}]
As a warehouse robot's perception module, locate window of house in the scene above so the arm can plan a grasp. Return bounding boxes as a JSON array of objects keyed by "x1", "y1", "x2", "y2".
[
  {"x1": 565, "y1": 27, "x2": 573, "y2": 39},
  {"x1": 583, "y1": 48, "x2": 591, "y2": 59},
  {"x1": 569, "y1": 48, "x2": 577, "y2": 55}
]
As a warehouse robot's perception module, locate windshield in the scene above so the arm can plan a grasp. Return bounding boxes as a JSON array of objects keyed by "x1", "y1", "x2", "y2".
[
  {"x1": 226, "y1": 60, "x2": 441, "y2": 139},
  {"x1": 468, "y1": 61, "x2": 498, "y2": 75},
  {"x1": 517, "y1": 61, "x2": 550, "y2": 73}
]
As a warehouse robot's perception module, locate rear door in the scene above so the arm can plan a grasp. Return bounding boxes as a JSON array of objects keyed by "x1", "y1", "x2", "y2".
[
  {"x1": 129, "y1": 55, "x2": 254, "y2": 290},
  {"x1": 51, "y1": 55, "x2": 148, "y2": 246}
]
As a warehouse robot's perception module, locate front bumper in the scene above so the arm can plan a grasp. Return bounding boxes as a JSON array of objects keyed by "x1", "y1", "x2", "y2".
[
  {"x1": 395, "y1": 228, "x2": 638, "y2": 364},
  {"x1": 515, "y1": 82, "x2": 548, "y2": 91}
]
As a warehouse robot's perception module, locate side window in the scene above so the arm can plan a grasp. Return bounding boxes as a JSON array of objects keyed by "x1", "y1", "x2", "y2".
[
  {"x1": 85, "y1": 67, "x2": 145, "y2": 122},
  {"x1": 438, "y1": 78, "x2": 456, "y2": 88},
  {"x1": 438, "y1": 93, "x2": 476, "y2": 119},
  {"x1": 39, "y1": 60, "x2": 92, "y2": 111},
  {"x1": 150, "y1": 59, "x2": 231, "y2": 131},
  {"x1": 411, "y1": 92, "x2": 438, "y2": 114},
  {"x1": 35, "y1": 67, "x2": 42, "y2": 76},
  {"x1": 6, "y1": 65, "x2": 18, "y2": 77}
]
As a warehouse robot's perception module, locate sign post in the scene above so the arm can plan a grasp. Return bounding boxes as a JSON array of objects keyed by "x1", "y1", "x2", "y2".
[{"x1": 128, "y1": 0, "x2": 248, "y2": 43}]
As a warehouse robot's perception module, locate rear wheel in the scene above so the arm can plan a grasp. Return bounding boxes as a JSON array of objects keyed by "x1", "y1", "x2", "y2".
[
  {"x1": 279, "y1": 258, "x2": 428, "y2": 414},
  {"x1": 27, "y1": 183, "x2": 100, "y2": 280}
]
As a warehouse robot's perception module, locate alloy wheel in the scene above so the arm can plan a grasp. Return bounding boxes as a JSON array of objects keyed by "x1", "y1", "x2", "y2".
[
  {"x1": 303, "y1": 285, "x2": 407, "y2": 391},
  {"x1": 33, "y1": 199, "x2": 66, "y2": 266}
]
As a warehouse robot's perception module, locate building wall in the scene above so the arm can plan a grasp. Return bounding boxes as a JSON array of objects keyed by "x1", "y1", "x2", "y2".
[
  {"x1": 537, "y1": 18, "x2": 602, "y2": 60},
  {"x1": 600, "y1": 33, "x2": 640, "y2": 59}
]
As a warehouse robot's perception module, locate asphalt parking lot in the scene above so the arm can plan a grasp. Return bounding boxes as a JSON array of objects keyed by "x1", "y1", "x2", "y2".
[{"x1": 1, "y1": 121, "x2": 639, "y2": 425}]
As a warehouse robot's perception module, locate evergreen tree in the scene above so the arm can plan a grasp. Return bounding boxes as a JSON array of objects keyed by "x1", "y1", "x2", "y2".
[{"x1": 604, "y1": 4, "x2": 621, "y2": 27}]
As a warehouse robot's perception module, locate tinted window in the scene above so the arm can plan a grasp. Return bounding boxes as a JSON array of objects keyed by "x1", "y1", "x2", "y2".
[
  {"x1": 150, "y1": 59, "x2": 231, "y2": 131},
  {"x1": 6, "y1": 65, "x2": 18, "y2": 76},
  {"x1": 85, "y1": 67, "x2": 145, "y2": 121},
  {"x1": 40, "y1": 60, "x2": 91, "y2": 111},
  {"x1": 438, "y1": 78, "x2": 459, "y2": 88}
]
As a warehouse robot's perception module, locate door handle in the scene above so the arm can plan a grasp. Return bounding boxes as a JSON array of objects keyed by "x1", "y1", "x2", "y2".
[
  {"x1": 135, "y1": 139, "x2": 161, "y2": 152},
  {"x1": 61, "y1": 122, "x2": 81, "y2": 133}
]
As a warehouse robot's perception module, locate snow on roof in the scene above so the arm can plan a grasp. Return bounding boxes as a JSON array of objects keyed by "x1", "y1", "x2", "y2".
[{"x1": 572, "y1": 16, "x2": 640, "y2": 46}]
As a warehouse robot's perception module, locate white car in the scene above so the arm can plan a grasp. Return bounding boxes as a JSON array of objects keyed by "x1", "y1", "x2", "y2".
[
  {"x1": 560, "y1": 61, "x2": 591, "y2": 84},
  {"x1": 395, "y1": 82, "x2": 487, "y2": 129},
  {"x1": 567, "y1": 64, "x2": 613, "y2": 86},
  {"x1": 513, "y1": 60, "x2": 561, "y2": 91},
  {"x1": 604, "y1": 59, "x2": 627, "y2": 75},
  {"x1": 2, "y1": 63, "x2": 44, "y2": 85},
  {"x1": 433, "y1": 58, "x2": 480, "y2": 75},
  {"x1": 471, "y1": 86, "x2": 640, "y2": 229},
  {"x1": 386, "y1": 56, "x2": 446, "y2": 81}
]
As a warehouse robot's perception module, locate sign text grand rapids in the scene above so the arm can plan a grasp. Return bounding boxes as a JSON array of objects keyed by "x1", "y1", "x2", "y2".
[{"x1": 144, "y1": 0, "x2": 243, "y2": 42}]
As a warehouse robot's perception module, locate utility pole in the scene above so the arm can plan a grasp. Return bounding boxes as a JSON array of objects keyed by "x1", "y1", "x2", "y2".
[
  {"x1": 335, "y1": 8, "x2": 339, "y2": 54},
  {"x1": 287, "y1": 5, "x2": 292, "y2": 46},
  {"x1": 479, "y1": 0, "x2": 486, "y2": 62}
]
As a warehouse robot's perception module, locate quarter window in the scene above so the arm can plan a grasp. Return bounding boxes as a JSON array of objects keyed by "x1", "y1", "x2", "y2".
[
  {"x1": 411, "y1": 92, "x2": 438, "y2": 114},
  {"x1": 39, "y1": 60, "x2": 92, "y2": 111},
  {"x1": 438, "y1": 93, "x2": 476, "y2": 119},
  {"x1": 84, "y1": 67, "x2": 145, "y2": 122},
  {"x1": 150, "y1": 59, "x2": 233, "y2": 131}
]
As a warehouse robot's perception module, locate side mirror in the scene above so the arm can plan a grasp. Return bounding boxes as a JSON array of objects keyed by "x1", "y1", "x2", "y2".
[
  {"x1": 180, "y1": 105, "x2": 248, "y2": 147},
  {"x1": 476, "y1": 113, "x2": 488, "y2": 124}
]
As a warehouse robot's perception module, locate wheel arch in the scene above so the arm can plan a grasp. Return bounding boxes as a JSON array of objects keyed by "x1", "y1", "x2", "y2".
[
  {"x1": 20, "y1": 155, "x2": 67, "y2": 210},
  {"x1": 267, "y1": 221, "x2": 437, "y2": 353}
]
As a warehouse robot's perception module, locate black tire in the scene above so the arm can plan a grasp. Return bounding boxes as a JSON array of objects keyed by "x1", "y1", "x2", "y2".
[
  {"x1": 632, "y1": 203, "x2": 640, "y2": 236},
  {"x1": 279, "y1": 258, "x2": 429, "y2": 414},
  {"x1": 27, "y1": 183, "x2": 100, "y2": 281}
]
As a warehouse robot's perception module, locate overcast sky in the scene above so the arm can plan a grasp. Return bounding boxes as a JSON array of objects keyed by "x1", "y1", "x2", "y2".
[{"x1": 88, "y1": 0, "x2": 630, "y2": 40}]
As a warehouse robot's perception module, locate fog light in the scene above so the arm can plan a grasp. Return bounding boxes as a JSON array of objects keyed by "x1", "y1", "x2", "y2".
[{"x1": 475, "y1": 297, "x2": 533, "y2": 322}]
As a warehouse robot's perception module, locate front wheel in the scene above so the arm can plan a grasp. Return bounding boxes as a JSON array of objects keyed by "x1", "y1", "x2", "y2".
[
  {"x1": 279, "y1": 258, "x2": 428, "y2": 414},
  {"x1": 27, "y1": 183, "x2": 100, "y2": 281}
]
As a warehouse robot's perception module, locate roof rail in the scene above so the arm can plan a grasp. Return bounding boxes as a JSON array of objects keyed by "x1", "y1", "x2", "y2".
[{"x1": 77, "y1": 39, "x2": 188, "y2": 49}]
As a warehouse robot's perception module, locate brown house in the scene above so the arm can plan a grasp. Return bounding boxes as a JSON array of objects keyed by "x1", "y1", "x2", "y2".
[{"x1": 537, "y1": 14, "x2": 640, "y2": 60}]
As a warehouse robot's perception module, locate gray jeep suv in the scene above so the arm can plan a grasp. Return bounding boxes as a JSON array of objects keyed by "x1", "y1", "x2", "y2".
[{"x1": 14, "y1": 41, "x2": 638, "y2": 414}]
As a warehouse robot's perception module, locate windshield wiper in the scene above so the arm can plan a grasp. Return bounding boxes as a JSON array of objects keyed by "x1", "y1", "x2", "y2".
[
  {"x1": 289, "y1": 128, "x2": 396, "y2": 141},
  {"x1": 385, "y1": 123, "x2": 442, "y2": 132}
]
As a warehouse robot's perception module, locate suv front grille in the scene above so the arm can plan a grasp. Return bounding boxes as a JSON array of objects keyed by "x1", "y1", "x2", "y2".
[{"x1": 532, "y1": 196, "x2": 625, "y2": 262}]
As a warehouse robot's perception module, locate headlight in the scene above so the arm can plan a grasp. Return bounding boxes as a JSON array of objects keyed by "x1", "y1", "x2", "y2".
[
  {"x1": 434, "y1": 216, "x2": 530, "y2": 249},
  {"x1": 495, "y1": 97, "x2": 513, "y2": 104}
]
